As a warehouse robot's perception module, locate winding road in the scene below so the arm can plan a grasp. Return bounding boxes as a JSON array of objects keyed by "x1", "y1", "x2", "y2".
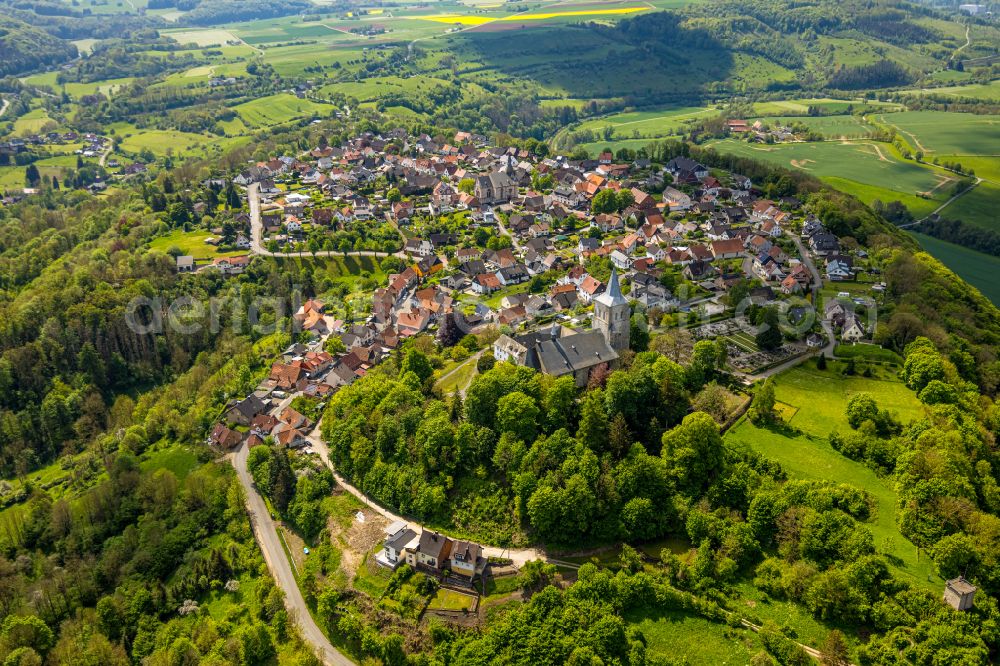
[{"x1": 233, "y1": 443, "x2": 354, "y2": 666}]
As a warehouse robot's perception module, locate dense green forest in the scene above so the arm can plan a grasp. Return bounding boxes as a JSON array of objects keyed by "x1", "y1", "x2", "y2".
[{"x1": 0, "y1": 16, "x2": 77, "y2": 78}]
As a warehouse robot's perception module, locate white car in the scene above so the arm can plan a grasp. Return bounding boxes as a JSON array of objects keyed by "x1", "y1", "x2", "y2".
[{"x1": 272, "y1": 390, "x2": 287, "y2": 399}]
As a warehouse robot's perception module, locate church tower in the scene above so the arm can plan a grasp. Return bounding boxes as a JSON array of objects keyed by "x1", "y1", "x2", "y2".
[{"x1": 593, "y1": 268, "x2": 630, "y2": 353}]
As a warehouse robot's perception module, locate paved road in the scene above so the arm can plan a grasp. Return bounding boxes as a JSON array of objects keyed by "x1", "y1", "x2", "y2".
[
  {"x1": 305, "y1": 427, "x2": 546, "y2": 566},
  {"x1": 232, "y1": 443, "x2": 354, "y2": 666},
  {"x1": 790, "y1": 235, "x2": 836, "y2": 356}
]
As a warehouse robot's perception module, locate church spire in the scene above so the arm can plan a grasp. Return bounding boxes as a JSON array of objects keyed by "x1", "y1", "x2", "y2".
[{"x1": 596, "y1": 267, "x2": 628, "y2": 308}]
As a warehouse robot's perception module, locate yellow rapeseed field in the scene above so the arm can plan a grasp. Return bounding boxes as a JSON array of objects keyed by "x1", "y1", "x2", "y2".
[{"x1": 419, "y1": 7, "x2": 648, "y2": 25}]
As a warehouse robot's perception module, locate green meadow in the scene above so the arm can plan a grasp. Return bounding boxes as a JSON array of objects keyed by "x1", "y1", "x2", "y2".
[
  {"x1": 626, "y1": 608, "x2": 764, "y2": 664},
  {"x1": 725, "y1": 363, "x2": 938, "y2": 590},
  {"x1": 900, "y1": 80, "x2": 1000, "y2": 102}
]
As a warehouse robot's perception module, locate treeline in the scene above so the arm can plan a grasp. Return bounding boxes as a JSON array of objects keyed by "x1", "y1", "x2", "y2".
[
  {"x1": 179, "y1": 0, "x2": 314, "y2": 26},
  {"x1": 828, "y1": 60, "x2": 913, "y2": 90},
  {"x1": 0, "y1": 0, "x2": 163, "y2": 40},
  {"x1": 921, "y1": 216, "x2": 1000, "y2": 258}
]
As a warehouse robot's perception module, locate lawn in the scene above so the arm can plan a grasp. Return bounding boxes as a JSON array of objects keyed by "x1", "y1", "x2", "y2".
[
  {"x1": 833, "y1": 343, "x2": 903, "y2": 365},
  {"x1": 909, "y1": 232, "x2": 1000, "y2": 306},
  {"x1": 148, "y1": 229, "x2": 246, "y2": 260},
  {"x1": 725, "y1": 364, "x2": 939, "y2": 590},
  {"x1": 435, "y1": 355, "x2": 479, "y2": 394},
  {"x1": 428, "y1": 588, "x2": 477, "y2": 611},
  {"x1": 626, "y1": 608, "x2": 763, "y2": 665}
]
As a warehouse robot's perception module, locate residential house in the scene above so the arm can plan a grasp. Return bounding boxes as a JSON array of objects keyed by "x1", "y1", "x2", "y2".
[
  {"x1": 405, "y1": 531, "x2": 452, "y2": 570},
  {"x1": 450, "y1": 540, "x2": 486, "y2": 578},
  {"x1": 225, "y1": 395, "x2": 266, "y2": 427}
]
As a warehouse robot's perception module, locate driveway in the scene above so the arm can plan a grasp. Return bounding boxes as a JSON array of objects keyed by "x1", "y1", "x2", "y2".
[{"x1": 232, "y1": 443, "x2": 354, "y2": 665}]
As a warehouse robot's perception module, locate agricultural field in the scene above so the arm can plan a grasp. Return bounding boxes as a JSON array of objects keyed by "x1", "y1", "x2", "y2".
[
  {"x1": 750, "y1": 98, "x2": 901, "y2": 115},
  {"x1": 230, "y1": 93, "x2": 334, "y2": 130},
  {"x1": 725, "y1": 363, "x2": 937, "y2": 590},
  {"x1": 940, "y1": 181, "x2": 1000, "y2": 231},
  {"x1": 568, "y1": 105, "x2": 717, "y2": 141},
  {"x1": 707, "y1": 138, "x2": 953, "y2": 217},
  {"x1": 899, "y1": 80, "x2": 1000, "y2": 102},
  {"x1": 164, "y1": 28, "x2": 243, "y2": 48},
  {"x1": 875, "y1": 111, "x2": 1000, "y2": 157},
  {"x1": 751, "y1": 114, "x2": 875, "y2": 139},
  {"x1": 909, "y1": 232, "x2": 1000, "y2": 306}
]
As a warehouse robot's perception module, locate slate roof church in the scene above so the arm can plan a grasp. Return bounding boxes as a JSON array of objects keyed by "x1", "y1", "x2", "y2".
[{"x1": 494, "y1": 268, "x2": 630, "y2": 386}]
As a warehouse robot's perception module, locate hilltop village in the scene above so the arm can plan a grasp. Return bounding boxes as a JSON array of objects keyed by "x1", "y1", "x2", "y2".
[
  {"x1": 189, "y1": 130, "x2": 881, "y2": 409},
  {"x1": 196, "y1": 129, "x2": 889, "y2": 506}
]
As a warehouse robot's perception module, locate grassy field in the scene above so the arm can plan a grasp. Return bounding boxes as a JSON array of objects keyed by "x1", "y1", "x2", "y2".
[
  {"x1": 435, "y1": 355, "x2": 479, "y2": 394},
  {"x1": 751, "y1": 98, "x2": 900, "y2": 115},
  {"x1": 626, "y1": 608, "x2": 763, "y2": 664},
  {"x1": 725, "y1": 363, "x2": 938, "y2": 590},
  {"x1": 708, "y1": 139, "x2": 952, "y2": 217},
  {"x1": 12, "y1": 108, "x2": 57, "y2": 136},
  {"x1": 148, "y1": 229, "x2": 246, "y2": 260},
  {"x1": 833, "y1": 343, "x2": 903, "y2": 365},
  {"x1": 909, "y1": 232, "x2": 1000, "y2": 305},
  {"x1": 569, "y1": 105, "x2": 716, "y2": 142},
  {"x1": 140, "y1": 444, "x2": 200, "y2": 480}
]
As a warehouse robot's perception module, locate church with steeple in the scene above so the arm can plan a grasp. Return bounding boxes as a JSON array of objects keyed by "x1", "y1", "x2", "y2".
[
  {"x1": 592, "y1": 268, "x2": 630, "y2": 353},
  {"x1": 491, "y1": 268, "x2": 631, "y2": 387}
]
